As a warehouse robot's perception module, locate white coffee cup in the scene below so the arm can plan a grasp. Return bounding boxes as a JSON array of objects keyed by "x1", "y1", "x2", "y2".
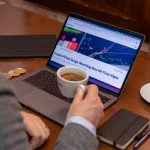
[{"x1": 57, "y1": 66, "x2": 89, "y2": 98}]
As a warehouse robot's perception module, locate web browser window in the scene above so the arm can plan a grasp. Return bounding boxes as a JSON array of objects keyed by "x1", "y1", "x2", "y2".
[{"x1": 48, "y1": 15, "x2": 143, "y2": 94}]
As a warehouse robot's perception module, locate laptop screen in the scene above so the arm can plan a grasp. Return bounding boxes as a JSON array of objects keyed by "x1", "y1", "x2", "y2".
[{"x1": 47, "y1": 13, "x2": 144, "y2": 96}]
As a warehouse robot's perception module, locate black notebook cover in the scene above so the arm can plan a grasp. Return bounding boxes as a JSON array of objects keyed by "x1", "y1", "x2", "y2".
[
  {"x1": 97, "y1": 108, "x2": 149, "y2": 150},
  {"x1": 0, "y1": 34, "x2": 56, "y2": 58}
]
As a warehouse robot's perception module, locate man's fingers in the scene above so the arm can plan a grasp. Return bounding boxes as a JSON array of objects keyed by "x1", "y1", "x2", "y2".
[
  {"x1": 72, "y1": 87, "x2": 84, "y2": 105},
  {"x1": 86, "y1": 85, "x2": 99, "y2": 98},
  {"x1": 43, "y1": 125, "x2": 50, "y2": 137},
  {"x1": 37, "y1": 118, "x2": 50, "y2": 137},
  {"x1": 31, "y1": 119, "x2": 49, "y2": 148},
  {"x1": 30, "y1": 134, "x2": 42, "y2": 149},
  {"x1": 29, "y1": 125, "x2": 49, "y2": 149},
  {"x1": 25, "y1": 124, "x2": 42, "y2": 149},
  {"x1": 74, "y1": 85, "x2": 99, "y2": 104},
  {"x1": 21, "y1": 111, "x2": 50, "y2": 149},
  {"x1": 85, "y1": 85, "x2": 104, "y2": 108}
]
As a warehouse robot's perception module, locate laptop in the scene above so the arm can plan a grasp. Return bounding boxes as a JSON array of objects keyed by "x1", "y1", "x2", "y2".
[{"x1": 10, "y1": 13, "x2": 145, "y2": 125}]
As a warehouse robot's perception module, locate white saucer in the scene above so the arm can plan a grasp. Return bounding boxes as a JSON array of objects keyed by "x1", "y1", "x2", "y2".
[{"x1": 140, "y1": 83, "x2": 150, "y2": 103}]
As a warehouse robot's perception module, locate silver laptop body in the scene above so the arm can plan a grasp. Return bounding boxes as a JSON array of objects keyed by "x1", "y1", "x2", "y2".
[{"x1": 10, "y1": 13, "x2": 144, "y2": 125}]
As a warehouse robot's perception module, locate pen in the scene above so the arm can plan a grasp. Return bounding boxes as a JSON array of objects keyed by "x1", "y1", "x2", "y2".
[{"x1": 133, "y1": 128, "x2": 150, "y2": 149}]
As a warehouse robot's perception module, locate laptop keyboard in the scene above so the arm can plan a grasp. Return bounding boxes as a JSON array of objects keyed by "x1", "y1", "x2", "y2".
[
  {"x1": 24, "y1": 70, "x2": 73, "y2": 103},
  {"x1": 23, "y1": 70, "x2": 110, "y2": 104}
]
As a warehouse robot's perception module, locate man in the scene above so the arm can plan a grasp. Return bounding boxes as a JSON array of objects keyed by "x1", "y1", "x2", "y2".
[{"x1": 0, "y1": 73, "x2": 104, "y2": 150}]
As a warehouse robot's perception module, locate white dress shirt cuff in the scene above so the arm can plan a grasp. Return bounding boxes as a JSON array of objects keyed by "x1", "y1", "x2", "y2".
[{"x1": 65, "y1": 116, "x2": 96, "y2": 136}]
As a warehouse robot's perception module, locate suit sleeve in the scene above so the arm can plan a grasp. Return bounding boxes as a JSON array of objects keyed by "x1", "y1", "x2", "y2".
[
  {"x1": 54, "y1": 123, "x2": 99, "y2": 150},
  {"x1": 0, "y1": 74, "x2": 31, "y2": 150}
]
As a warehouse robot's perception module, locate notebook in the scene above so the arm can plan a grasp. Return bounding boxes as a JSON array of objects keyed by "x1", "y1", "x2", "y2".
[
  {"x1": 97, "y1": 108, "x2": 149, "y2": 149},
  {"x1": 10, "y1": 13, "x2": 145, "y2": 125}
]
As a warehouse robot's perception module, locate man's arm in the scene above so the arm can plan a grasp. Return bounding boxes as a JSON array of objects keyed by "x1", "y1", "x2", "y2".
[
  {"x1": 0, "y1": 74, "x2": 49, "y2": 150},
  {"x1": 55, "y1": 123, "x2": 99, "y2": 150},
  {"x1": 54, "y1": 85, "x2": 104, "y2": 150},
  {"x1": 0, "y1": 74, "x2": 30, "y2": 150}
]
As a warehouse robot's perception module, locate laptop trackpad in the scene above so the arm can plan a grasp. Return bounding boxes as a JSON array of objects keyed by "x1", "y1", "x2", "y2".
[
  {"x1": 10, "y1": 79, "x2": 35, "y2": 97},
  {"x1": 19, "y1": 89, "x2": 70, "y2": 125}
]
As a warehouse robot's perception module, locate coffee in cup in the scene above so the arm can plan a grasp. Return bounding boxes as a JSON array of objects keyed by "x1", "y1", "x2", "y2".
[
  {"x1": 57, "y1": 66, "x2": 89, "y2": 98},
  {"x1": 61, "y1": 73, "x2": 85, "y2": 81}
]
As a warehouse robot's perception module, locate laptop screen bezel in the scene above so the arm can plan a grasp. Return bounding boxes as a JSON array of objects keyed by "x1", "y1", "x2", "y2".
[{"x1": 46, "y1": 13, "x2": 145, "y2": 97}]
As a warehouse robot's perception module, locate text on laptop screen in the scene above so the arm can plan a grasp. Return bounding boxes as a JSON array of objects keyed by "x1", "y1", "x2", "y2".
[{"x1": 48, "y1": 15, "x2": 143, "y2": 95}]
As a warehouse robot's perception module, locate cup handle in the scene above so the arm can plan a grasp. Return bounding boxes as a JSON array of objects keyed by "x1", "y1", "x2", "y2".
[{"x1": 78, "y1": 84, "x2": 88, "y2": 95}]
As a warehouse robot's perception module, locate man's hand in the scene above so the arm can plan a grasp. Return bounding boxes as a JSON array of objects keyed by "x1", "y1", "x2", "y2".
[
  {"x1": 21, "y1": 111, "x2": 50, "y2": 149},
  {"x1": 67, "y1": 84, "x2": 104, "y2": 128}
]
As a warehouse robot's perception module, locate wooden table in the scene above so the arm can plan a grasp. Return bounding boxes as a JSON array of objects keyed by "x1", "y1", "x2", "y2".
[{"x1": 0, "y1": 2, "x2": 149, "y2": 150}]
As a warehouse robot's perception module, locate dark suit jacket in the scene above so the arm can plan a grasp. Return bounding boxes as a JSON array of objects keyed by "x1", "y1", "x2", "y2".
[
  {"x1": 55, "y1": 123, "x2": 99, "y2": 150},
  {"x1": 0, "y1": 74, "x2": 99, "y2": 150}
]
